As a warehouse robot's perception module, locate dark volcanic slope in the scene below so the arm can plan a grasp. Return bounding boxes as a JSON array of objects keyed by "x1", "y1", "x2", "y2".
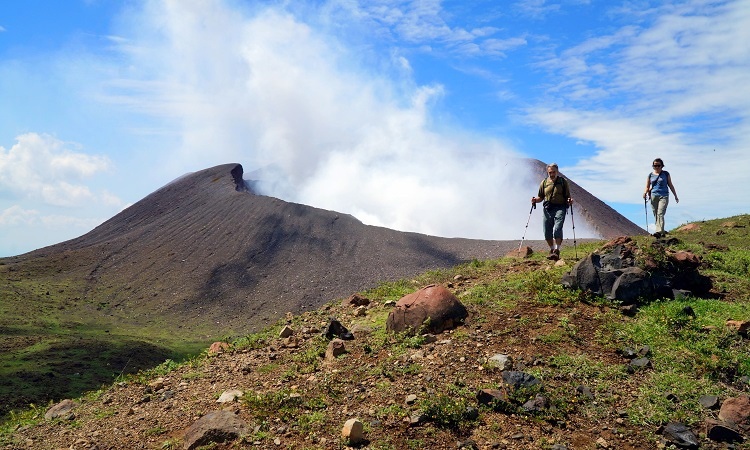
[
  {"x1": 14, "y1": 164, "x2": 530, "y2": 335},
  {"x1": 12, "y1": 162, "x2": 640, "y2": 336}
]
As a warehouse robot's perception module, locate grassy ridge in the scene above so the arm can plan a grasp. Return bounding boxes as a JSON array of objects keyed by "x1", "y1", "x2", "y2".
[
  {"x1": 1, "y1": 214, "x2": 749, "y2": 448},
  {"x1": 0, "y1": 260, "x2": 208, "y2": 417}
]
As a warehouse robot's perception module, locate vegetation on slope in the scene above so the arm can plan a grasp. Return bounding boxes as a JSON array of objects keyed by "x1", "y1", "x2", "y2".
[{"x1": 1, "y1": 214, "x2": 749, "y2": 449}]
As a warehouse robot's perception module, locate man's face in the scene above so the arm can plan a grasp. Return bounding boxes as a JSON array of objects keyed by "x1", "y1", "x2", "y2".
[{"x1": 548, "y1": 169, "x2": 558, "y2": 180}]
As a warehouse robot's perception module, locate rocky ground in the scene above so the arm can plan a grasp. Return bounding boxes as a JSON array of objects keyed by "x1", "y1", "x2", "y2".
[{"x1": 8, "y1": 242, "x2": 749, "y2": 450}]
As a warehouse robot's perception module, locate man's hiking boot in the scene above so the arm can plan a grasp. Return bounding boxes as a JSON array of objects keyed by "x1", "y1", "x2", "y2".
[{"x1": 547, "y1": 249, "x2": 559, "y2": 261}]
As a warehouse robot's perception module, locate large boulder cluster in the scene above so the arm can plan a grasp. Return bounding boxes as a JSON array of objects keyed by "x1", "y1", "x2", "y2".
[{"x1": 562, "y1": 236, "x2": 711, "y2": 311}]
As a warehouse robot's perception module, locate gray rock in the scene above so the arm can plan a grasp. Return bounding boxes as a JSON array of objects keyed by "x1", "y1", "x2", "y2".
[
  {"x1": 609, "y1": 267, "x2": 653, "y2": 305},
  {"x1": 699, "y1": 395, "x2": 720, "y2": 409},
  {"x1": 44, "y1": 399, "x2": 77, "y2": 421},
  {"x1": 183, "y1": 410, "x2": 248, "y2": 450},
  {"x1": 502, "y1": 371, "x2": 540, "y2": 389},
  {"x1": 522, "y1": 394, "x2": 549, "y2": 412},
  {"x1": 661, "y1": 422, "x2": 699, "y2": 449},
  {"x1": 488, "y1": 354, "x2": 513, "y2": 371}
]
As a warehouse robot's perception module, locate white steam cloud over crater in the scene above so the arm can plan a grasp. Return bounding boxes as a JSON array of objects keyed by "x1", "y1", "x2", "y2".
[{"x1": 106, "y1": 3, "x2": 567, "y2": 240}]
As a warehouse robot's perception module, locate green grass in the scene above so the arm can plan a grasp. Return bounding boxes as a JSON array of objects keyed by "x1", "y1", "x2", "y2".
[{"x1": 1, "y1": 214, "x2": 749, "y2": 448}]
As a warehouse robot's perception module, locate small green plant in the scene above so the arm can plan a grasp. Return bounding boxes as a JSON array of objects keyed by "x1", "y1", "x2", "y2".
[
  {"x1": 160, "y1": 438, "x2": 181, "y2": 449},
  {"x1": 419, "y1": 394, "x2": 477, "y2": 430},
  {"x1": 243, "y1": 389, "x2": 304, "y2": 421},
  {"x1": 144, "y1": 425, "x2": 167, "y2": 436}
]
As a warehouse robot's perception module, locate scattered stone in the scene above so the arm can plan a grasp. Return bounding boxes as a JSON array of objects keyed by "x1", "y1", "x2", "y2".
[
  {"x1": 208, "y1": 341, "x2": 230, "y2": 355},
  {"x1": 665, "y1": 392, "x2": 680, "y2": 403},
  {"x1": 699, "y1": 395, "x2": 720, "y2": 409},
  {"x1": 324, "y1": 318, "x2": 354, "y2": 340},
  {"x1": 576, "y1": 385, "x2": 594, "y2": 400},
  {"x1": 325, "y1": 339, "x2": 347, "y2": 360},
  {"x1": 488, "y1": 354, "x2": 513, "y2": 371},
  {"x1": 183, "y1": 410, "x2": 248, "y2": 450},
  {"x1": 477, "y1": 389, "x2": 508, "y2": 406},
  {"x1": 149, "y1": 377, "x2": 165, "y2": 391},
  {"x1": 522, "y1": 394, "x2": 549, "y2": 412},
  {"x1": 216, "y1": 389, "x2": 243, "y2": 403},
  {"x1": 342, "y1": 294, "x2": 370, "y2": 307},
  {"x1": 354, "y1": 305, "x2": 367, "y2": 317},
  {"x1": 595, "y1": 437, "x2": 609, "y2": 448},
  {"x1": 457, "y1": 439, "x2": 479, "y2": 449},
  {"x1": 44, "y1": 399, "x2": 77, "y2": 421},
  {"x1": 705, "y1": 419, "x2": 744, "y2": 443},
  {"x1": 628, "y1": 357, "x2": 651, "y2": 371},
  {"x1": 660, "y1": 422, "x2": 699, "y2": 449},
  {"x1": 279, "y1": 325, "x2": 294, "y2": 338},
  {"x1": 282, "y1": 336, "x2": 300, "y2": 348},
  {"x1": 405, "y1": 394, "x2": 417, "y2": 405},
  {"x1": 386, "y1": 284, "x2": 468, "y2": 335},
  {"x1": 726, "y1": 320, "x2": 750, "y2": 336},
  {"x1": 703, "y1": 242, "x2": 729, "y2": 251},
  {"x1": 502, "y1": 371, "x2": 540, "y2": 389},
  {"x1": 405, "y1": 413, "x2": 426, "y2": 426},
  {"x1": 671, "y1": 251, "x2": 701, "y2": 270},
  {"x1": 718, "y1": 395, "x2": 750, "y2": 432},
  {"x1": 341, "y1": 418, "x2": 364, "y2": 445}
]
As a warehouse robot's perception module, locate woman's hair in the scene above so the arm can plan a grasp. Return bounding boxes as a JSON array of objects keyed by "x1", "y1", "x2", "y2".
[{"x1": 653, "y1": 158, "x2": 664, "y2": 167}]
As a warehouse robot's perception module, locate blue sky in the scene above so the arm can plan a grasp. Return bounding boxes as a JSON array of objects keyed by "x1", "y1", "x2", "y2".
[{"x1": 1, "y1": 0, "x2": 748, "y2": 257}]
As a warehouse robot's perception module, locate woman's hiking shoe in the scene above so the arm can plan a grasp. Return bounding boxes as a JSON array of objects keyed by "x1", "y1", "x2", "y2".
[{"x1": 547, "y1": 249, "x2": 560, "y2": 261}]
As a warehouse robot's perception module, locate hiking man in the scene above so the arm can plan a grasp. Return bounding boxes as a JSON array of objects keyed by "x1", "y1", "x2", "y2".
[{"x1": 531, "y1": 163, "x2": 573, "y2": 260}]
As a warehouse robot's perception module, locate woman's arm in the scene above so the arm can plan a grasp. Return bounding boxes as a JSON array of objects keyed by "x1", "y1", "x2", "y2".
[
  {"x1": 667, "y1": 173, "x2": 679, "y2": 203},
  {"x1": 643, "y1": 175, "x2": 652, "y2": 199}
]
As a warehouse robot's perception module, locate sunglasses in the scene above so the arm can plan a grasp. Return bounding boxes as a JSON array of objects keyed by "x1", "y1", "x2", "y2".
[{"x1": 652, "y1": 164, "x2": 662, "y2": 167}]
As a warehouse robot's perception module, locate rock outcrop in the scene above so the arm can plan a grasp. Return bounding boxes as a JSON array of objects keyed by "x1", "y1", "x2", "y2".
[{"x1": 562, "y1": 236, "x2": 712, "y2": 308}]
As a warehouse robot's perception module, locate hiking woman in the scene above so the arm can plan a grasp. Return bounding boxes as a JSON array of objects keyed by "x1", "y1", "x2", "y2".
[
  {"x1": 643, "y1": 158, "x2": 679, "y2": 237},
  {"x1": 531, "y1": 163, "x2": 573, "y2": 260}
]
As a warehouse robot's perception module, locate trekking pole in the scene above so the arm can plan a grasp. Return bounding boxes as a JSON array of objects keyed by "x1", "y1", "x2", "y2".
[
  {"x1": 569, "y1": 203, "x2": 578, "y2": 260},
  {"x1": 519, "y1": 203, "x2": 536, "y2": 251},
  {"x1": 644, "y1": 197, "x2": 649, "y2": 233}
]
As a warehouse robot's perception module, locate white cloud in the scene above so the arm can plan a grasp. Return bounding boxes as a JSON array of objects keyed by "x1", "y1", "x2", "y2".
[
  {"x1": 0, "y1": 205, "x2": 39, "y2": 226},
  {"x1": 0, "y1": 133, "x2": 115, "y2": 206},
  {"x1": 95, "y1": 1, "x2": 568, "y2": 240},
  {"x1": 526, "y1": 0, "x2": 750, "y2": 230}
]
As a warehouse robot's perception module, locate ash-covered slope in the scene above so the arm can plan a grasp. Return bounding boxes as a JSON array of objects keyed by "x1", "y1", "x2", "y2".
[
  {"x1": 18, "y1": 164, "x2": 522, "y2": 335},
  {"x1": 15, "y1": 162, "x2": 642, "y2": 336}
]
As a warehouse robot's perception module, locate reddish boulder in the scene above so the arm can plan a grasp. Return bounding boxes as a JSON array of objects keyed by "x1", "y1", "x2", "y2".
[
  {"x1": 208, "y1": 341, "x2": 230, "y2": 355},
  {"x1": 718, "y1": 395, "x2": 750, "y2": 432},
  {"x1": 386, "y1": 284, "x2": 467, "y2": 334},
  {"x1": 671, "y1": 251, "x2": 701, "y2": 270}
]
